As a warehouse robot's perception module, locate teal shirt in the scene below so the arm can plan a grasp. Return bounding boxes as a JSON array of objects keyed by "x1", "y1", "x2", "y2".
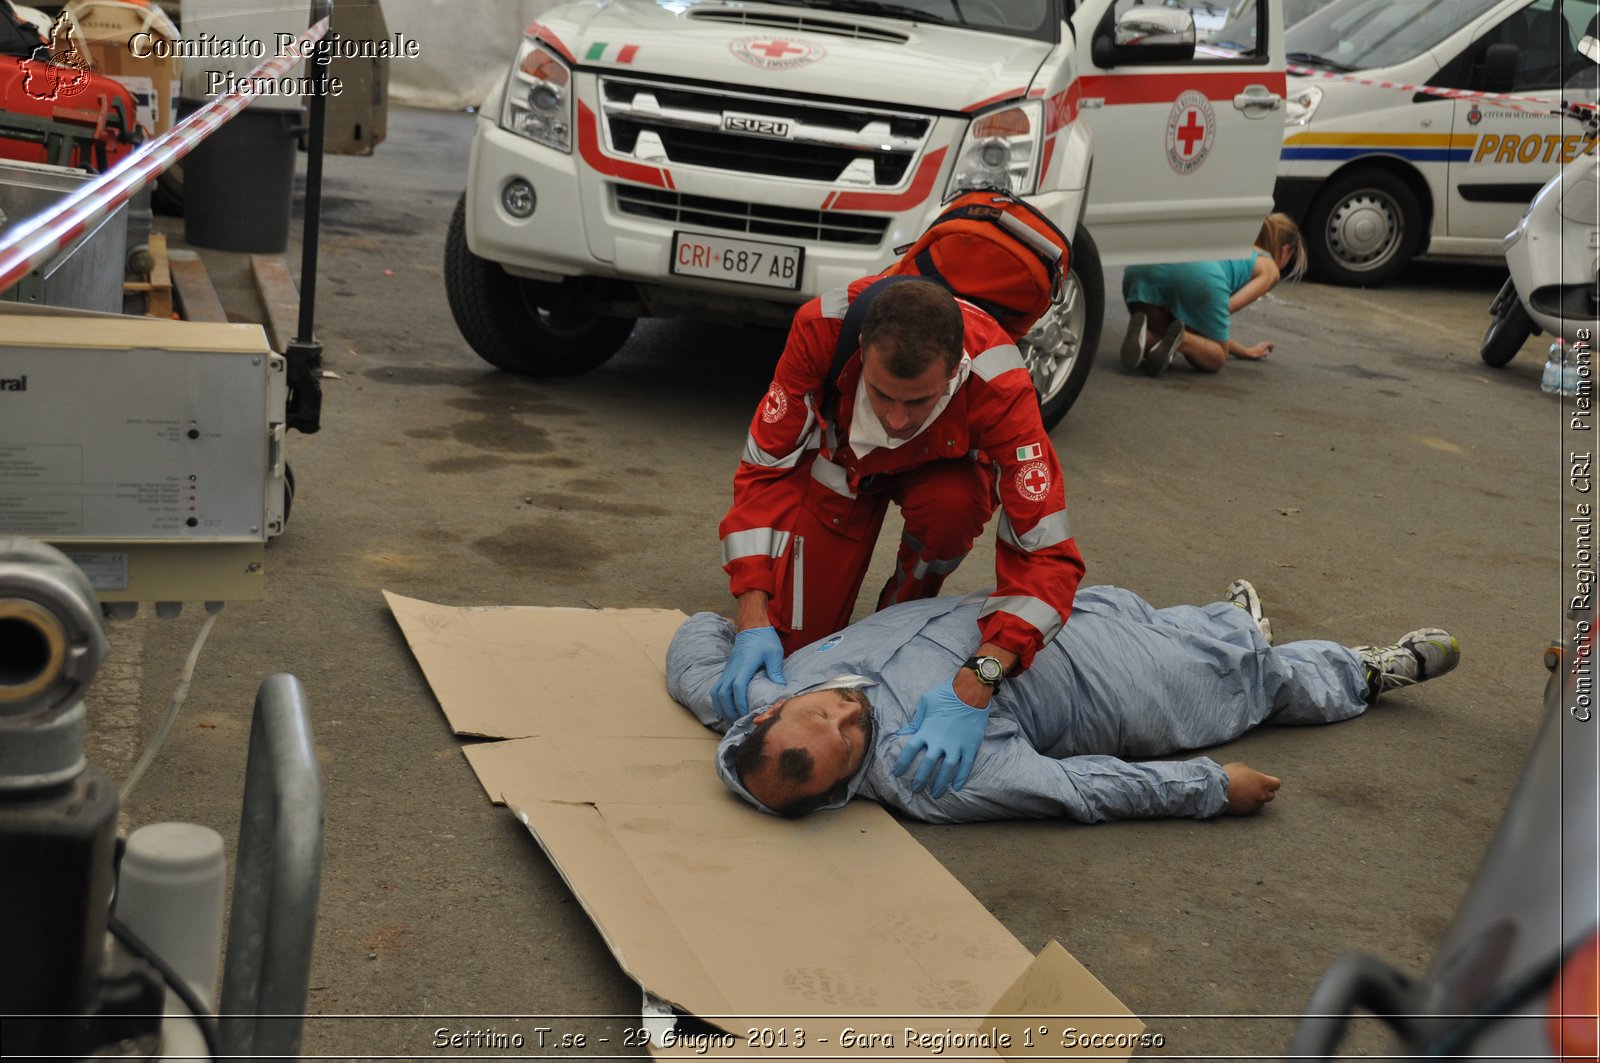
[{"x1": 1122, "y1": 252, "x2": 1260, "y2": 342}]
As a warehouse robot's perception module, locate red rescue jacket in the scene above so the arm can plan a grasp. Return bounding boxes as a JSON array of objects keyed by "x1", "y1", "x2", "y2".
[{"x1": 720, "y1": 276, "x2": 1085, "y2": 669}]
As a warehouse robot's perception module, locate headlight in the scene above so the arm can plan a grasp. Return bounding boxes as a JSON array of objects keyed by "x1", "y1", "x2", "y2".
[
  {"x1": 946, "y1": 100, "x2": 1044, "y2": 197},
  {"x1": 1284, "y1": 84, "x2": 1322, "y2": 127},
  {"x1": 501, "y1": 39, "x2": 572, "y2": 153}
]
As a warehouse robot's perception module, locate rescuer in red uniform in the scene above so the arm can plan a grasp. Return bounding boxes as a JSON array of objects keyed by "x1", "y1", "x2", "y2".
[{"x1": 714, "y1": 278, "x2": 1085, "y2": 797}]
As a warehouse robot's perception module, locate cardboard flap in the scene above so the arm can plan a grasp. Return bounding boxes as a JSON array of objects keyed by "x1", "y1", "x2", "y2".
[
  {"x1": 386, "y1": 591, "x2": 702, "y2": 741},
  {"x1": 989, "y1": 941, "x2": 1146, "y2": 1059},
  {"x1": 391, "y1": 593, "x2": 1141, "y2": 1060}
]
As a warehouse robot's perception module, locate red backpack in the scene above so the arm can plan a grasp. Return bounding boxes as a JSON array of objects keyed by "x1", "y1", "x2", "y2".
[
  {"x1": 823, "y1": 188, "x2": 1073, "y2": 411},
  {"x1": 882, "y1": 186, "x2": 1071, "y2": 340}
]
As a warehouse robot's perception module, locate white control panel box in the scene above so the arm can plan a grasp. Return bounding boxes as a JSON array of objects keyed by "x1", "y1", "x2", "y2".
[{"x1": 0, "y1": 313, "x2": 286, "y2": 601}]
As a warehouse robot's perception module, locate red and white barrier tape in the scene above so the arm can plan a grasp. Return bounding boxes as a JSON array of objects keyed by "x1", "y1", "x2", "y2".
[
  {"x1": 1285, "y1": 61, "x2": 1594, "y2": 117},
  {"x1": 0, "y1": 17, "x2": 330, "y2": 298}
]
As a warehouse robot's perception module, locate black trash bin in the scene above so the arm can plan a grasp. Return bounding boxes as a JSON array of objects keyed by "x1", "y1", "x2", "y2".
[{"x1": 181, "y1": 102, "x2": 300, "y2": 254}]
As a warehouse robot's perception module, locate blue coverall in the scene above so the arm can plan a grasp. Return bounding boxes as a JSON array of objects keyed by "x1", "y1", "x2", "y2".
[{"x1": 666, "y1": 586, "x2": 1371, "y2": 824}]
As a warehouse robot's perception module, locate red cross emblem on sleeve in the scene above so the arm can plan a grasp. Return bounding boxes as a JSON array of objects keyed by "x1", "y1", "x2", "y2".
[{"x1": 1016, "y1": 460, "x2": 1052, "y2": 502}]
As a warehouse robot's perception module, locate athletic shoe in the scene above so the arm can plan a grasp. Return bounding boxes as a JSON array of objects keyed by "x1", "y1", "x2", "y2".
[
  {"x1": 1144, "y1": 319, "x2": 1184, "y2": 378},
  {"x1": 1225, "y1": 578, "x2": 1273, "y2": 644},
  {"x1": 1355, "y1": 628, "x2": 1460, "y2": 701},
  {"x1": 1120, "y1": 311, "x2": 1148, "y2": 371}
]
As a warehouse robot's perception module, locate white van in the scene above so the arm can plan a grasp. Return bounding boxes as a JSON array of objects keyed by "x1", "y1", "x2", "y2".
[
  {"x1": 446, "y1": 0, "x2": 1293, "y2": 427},
  {"x1": 1272, "y1": 0, "x2": 1599, "y2": 285}
]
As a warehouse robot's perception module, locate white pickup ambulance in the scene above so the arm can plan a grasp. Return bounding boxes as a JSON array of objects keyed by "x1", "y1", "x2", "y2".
[
  {"x1": 444, "y1": 0, "x2": 1290, "y2": 428},
  {"x1": 1272, "y1": 0, "x2": 1600, "y2": 285}
]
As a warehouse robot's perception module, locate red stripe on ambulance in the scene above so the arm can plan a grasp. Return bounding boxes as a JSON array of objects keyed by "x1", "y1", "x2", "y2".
[{"x1": 576, "y1": 101, "x2": 670, "y2": 188}]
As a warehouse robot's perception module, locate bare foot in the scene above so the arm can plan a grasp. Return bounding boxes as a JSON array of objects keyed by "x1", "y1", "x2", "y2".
[{"x1": 1223, "y1": 762, "x2": 1281, "y2": 815}]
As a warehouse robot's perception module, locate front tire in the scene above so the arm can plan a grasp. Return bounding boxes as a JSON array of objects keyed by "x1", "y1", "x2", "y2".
[
  {"x1": 1304, "y1": 168, "x2": 1424, "y2": 287},
  {"x1": 443, "y1": 193, "x2": 635, "y2": 376},
  {"x1": 1021, "y1": 225, "x2": 1104, "y2": 432},
  {"x1": 1480, "y1": 287, "x2": 1536, "y2": 367}
]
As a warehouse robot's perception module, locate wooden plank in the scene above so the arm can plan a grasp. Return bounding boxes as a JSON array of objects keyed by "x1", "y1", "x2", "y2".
[
  {"x1": 250, "y1": 255, "x2": 301, "y2": 353},
  {"x1": 166, "y1": 249, "x2": 230, "y2": 323},
  {"x1": 145, "y1": 232, "x2": 173, "y2": 319}
]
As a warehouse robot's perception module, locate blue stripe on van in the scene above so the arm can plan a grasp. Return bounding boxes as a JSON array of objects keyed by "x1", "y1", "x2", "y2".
[{"x1": 1280, "y1": 147, "x2": 1471, "y2": 163}]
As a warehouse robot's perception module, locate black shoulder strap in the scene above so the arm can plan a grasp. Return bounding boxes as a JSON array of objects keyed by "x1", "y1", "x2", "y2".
[{"x1": 822, "y1": 274, "x2": 933, "y2": 421}]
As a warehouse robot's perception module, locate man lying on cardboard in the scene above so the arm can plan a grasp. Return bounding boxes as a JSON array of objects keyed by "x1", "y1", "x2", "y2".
[{"x1": 666, "y1": 581, "x2": 1459, "y2": 822}]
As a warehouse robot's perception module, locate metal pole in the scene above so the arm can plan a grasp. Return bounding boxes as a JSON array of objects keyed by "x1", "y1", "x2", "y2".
[{"x1": 285, "y1": 0, "x2": 333, "y2": 436}]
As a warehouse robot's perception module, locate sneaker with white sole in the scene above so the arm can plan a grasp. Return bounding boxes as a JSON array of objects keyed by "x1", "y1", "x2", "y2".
[
  {"x1": 1144, "y1": 318, "x2": 1184, "y2": 378},
  {"x1": 1225, "y1": 578, "x2": 1273, "y2": 644},
  {"x1": 1120, "y1": 311, "x2": 1148, "y2": 371},
  {"x1": 1355, "y1": 628, "x2": 1460, "y2": 701}
]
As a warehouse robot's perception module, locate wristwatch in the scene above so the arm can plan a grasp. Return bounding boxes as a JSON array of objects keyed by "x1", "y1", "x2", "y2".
[{"x1": 963, "y1": 655, "x2": 1006, "y2": 688}]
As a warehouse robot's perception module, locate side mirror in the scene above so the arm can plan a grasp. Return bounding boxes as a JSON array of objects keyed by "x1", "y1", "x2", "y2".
[
  {"x1": 1581, "y1": 34, "x2": 1600, "y2": 65},
  {"x1": 1092, "y1": 6, "x2": 1198, "y2": 68},
  {"x1": 1476, "y1": 41, "x2": 1518, "y2": 94}
]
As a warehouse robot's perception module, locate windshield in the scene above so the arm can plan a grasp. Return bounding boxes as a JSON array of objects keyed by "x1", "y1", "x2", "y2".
[
  {"x1": 1284, "y1": 0, "x2": 1503, "y2": 71},
  {"x1": 1203, "y1": 0, "x2": 1339, "y2": 55},
  {"x1": 754, "y1": 0, "x2": 1060, "y2": 41}
]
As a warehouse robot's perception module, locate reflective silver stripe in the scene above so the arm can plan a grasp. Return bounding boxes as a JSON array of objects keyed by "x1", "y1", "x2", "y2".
[
  {"x1": 742, "y1": 424, "x2": 818, "y2": 469},
  {"x1": 900, "y1": 529, "x2": 926, "y2": 556},
  {"x1": 970, "y1": 343, "x2": 1026, "y2": 381},
  {"x1": 997, "y1": 509, "x2": 1074, "y2": 553},
  {"x1": 721, "y1": 527, "x2": 793, "y2": 565},
  {"x1": 996, "y1": 211, "x2": 1064, "y2": 268},
  {"x1": 810, "y1": 454, "x2": 856, "y2": 499},
  {"x1": 821, "y1": 285, "x2": 851, "y2": 320},
  {"x1": 979, "y1": 594, "x2": 1064, "y2": 642},
  {"x1": 792, "y1": 535, "x2": 805, "y2": 630},
  {"x1": 912, "y1": 551, "x2": 969, "y2": 580}
]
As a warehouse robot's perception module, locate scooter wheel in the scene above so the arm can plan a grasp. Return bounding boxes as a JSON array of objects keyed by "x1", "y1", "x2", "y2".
[{"x1": 1480, "y1": 298, "x2": 1535, "y2": 367}]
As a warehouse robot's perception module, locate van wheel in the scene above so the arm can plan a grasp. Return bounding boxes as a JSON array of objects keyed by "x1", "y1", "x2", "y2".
[
  {"x1": 1480, "y1": 295, "x2": 1536, "y2": 367},
  {"x1": 443, "y1": 193, "x2": 636, "y2": 376},
  {"x1": 1021, "y1": 225, "x2": 1103, "y2": 432},
  {"x1": 1304, "y1": 169, "x2": 1423, "y2": 286}
]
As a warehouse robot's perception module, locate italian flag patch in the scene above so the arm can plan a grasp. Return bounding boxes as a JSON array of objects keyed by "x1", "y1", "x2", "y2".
[
  {"x1": 585, "y1": 42, "x2": 639, "y2": 63},
  {"x1": 1016, "y1": 443, "x2": 1042, "y2": 461}
]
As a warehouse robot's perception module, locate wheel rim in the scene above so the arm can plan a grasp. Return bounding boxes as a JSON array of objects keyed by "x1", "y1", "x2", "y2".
[
  {"x1": 1325, "y1": 188, "x2": 1404, "y2": 273},
  {"x1": 1019, "y1": 269, "x2": 1087, "y2": 406}
]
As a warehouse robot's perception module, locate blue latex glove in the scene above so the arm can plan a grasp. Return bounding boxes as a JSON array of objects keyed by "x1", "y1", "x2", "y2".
[
  {"x1": 712, "y1": 626, "x2": 786, "y2": 724},
  {"x1": 890, "y1": 679, "x2": 989, "y2": 798}
]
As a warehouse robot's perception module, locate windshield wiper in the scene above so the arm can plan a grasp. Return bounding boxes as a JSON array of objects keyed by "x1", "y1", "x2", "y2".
[
  {"x1": 764, "y1": 0, "x2": 962, "y2": 27},
  {"x1": 1287, "y1": 50, "x2": 1354, "y2": 73}
]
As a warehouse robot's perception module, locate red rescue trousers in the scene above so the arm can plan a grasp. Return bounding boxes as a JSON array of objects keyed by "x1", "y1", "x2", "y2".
[{"x1": 768, "y1": 457, "x2": 995, "y2": 654}]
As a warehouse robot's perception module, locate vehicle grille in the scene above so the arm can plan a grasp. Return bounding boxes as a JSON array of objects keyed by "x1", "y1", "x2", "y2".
[
  {"x1": 686, "y1": 8, "x2": 910, "y2": 43},
  {"x1": 599, "y1": 76, "x2": 933, "y2": 188},
  {"x1": 613, "y1": 185, "x2": 890, "y2": 246}
]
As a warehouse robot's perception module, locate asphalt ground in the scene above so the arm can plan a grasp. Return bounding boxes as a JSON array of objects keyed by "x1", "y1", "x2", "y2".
[{"x1": 73, "y1": 104, "x2": 1573, "y2": 1059}]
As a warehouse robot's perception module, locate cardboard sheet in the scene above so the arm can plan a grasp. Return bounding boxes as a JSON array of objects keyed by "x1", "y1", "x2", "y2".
[{"x1": 387, "y1": 592, "x2": 1144, "y2": 1059}]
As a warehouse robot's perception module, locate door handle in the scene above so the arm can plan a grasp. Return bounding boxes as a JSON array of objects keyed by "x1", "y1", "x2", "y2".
[{"x1": 1234, "y1": 85, "x2": 1283, "y2": 117}]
